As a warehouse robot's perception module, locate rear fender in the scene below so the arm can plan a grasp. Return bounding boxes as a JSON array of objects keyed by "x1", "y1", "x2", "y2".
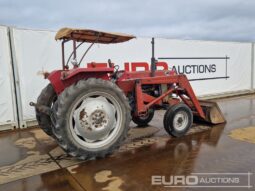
[{"x1": 47, "y1": 69, "x2": 111, "y2": 95}]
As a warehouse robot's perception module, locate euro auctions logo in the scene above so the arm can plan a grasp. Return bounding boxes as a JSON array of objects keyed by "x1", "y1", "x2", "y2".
[
  {"x1": 151, "y1": 173, "x2": 253, "y2": 188},
  {"x1": 171, "y1": 64, "x2": 216, "y2": 74},
  {"x1": 152, "y1": 175, "x2": 199, "y2": 186}
]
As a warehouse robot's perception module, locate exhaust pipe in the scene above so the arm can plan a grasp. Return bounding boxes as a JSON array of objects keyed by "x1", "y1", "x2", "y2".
[{"x1": 151, "y1": 37, "x2": 156, "y2": 77}]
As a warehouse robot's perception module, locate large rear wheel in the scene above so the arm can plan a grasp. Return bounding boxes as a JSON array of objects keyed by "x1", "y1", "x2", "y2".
[{"x1": 53, "y1": 78, "x2": 131, "y2": 159}]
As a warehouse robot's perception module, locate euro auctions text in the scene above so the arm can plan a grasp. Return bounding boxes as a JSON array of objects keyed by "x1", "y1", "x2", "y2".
[{"x1": 151, "y1": 173, "x2": 253, "y2": 188}]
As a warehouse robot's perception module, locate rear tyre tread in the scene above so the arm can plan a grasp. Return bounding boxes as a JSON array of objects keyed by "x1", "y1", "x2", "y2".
[
  {"x1": 36, "y1": 84, "x2": 56, "y2": 137},
  {"x1": 52, "y1": 78, "x2": 131, "y2": 160}
]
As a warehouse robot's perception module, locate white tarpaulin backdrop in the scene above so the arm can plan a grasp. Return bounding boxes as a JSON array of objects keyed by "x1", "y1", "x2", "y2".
[
  {"x1": 12, "y1": 28, "x2": 61, "y2": 122},
  {"x1": 0, "y1": 26, "x2": 254, "y2": 128},
  {"x1": 253, "y1": 44, "x2": 255, "y2": 88},
  {"x1": 0, "y1": 26, "x2": 17, "y2": 129},
  {"x1": 155, "y1": 39, "x2": 252, "y2": 95}
]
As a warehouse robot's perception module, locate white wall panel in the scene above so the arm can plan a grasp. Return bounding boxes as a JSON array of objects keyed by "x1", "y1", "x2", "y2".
[
  {"x1": 12, "y1": 28, "x2": 62, "y2": 121},
  {"x1": 0, "y1": 26, "x2": 17, "y2": 129},
  {"x1": 252, "y1": 43, "x2": 255, "y2": 90},
  {"x1": 155, "y1": 39, "x2": 252, "y2": 96}
]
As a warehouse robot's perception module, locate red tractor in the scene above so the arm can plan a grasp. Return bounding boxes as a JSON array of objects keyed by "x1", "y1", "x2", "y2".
[{"x1": 31, "y1": 28, "x2": 225, "y2": 159}]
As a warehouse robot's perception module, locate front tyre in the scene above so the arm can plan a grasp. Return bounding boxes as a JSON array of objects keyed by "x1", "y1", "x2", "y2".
[
  {"x1": 53, "y1": 78, "x2": 131, "y2": 159},
  {"x1": 163, "y1": 103, "x2": 193, "y2": 137}
]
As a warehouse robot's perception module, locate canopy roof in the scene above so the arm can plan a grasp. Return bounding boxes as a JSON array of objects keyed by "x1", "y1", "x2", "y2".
[{"x1": 55, "y1": 28, "x2": 135, "y2": 44}]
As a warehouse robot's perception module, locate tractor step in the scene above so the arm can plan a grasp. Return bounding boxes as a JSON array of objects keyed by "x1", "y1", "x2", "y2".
[{"x1": 194, "y1": 100, "x2": 226, "y2": 124}]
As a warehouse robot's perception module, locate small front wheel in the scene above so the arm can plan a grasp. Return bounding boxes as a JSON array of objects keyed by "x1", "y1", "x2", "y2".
[{"x1": 163, "y1": 103, "x2": 193, "y2": 137}]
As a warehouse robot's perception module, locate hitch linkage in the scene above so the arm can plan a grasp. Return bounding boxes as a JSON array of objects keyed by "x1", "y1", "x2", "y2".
[{"x1": 29, "y1": 102, "x2": 52, "y2": 116}]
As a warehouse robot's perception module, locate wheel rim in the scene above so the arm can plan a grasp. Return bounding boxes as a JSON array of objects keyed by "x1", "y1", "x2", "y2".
[
  {"x1": 69, "y1": 91, "x2": 123, "y2": 149},
  {"x1": 173, "y1": 111, "x2": 188, "y2": 131}
]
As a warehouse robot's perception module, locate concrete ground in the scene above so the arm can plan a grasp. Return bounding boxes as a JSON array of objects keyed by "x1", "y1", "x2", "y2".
[{"x1": 0, "y1": 95, "x2": 255, "y2": 191}]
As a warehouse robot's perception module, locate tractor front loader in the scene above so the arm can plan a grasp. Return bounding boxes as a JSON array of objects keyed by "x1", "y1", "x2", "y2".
[{"x1": 31, "y1": 28, "x2": 225, "y2": 160}]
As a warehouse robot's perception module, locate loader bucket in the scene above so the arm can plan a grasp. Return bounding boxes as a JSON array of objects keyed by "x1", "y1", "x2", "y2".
[{"x1": 194, "y1": 100, "x2": 226, "y2": 124}]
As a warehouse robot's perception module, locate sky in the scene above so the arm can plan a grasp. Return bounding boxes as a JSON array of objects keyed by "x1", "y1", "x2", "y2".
[{"x1": 0, "y1": 0, "x2": 255, "y2": 42}]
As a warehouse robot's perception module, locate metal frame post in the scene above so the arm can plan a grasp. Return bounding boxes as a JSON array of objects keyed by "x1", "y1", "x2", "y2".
[
  {"x1": 251, "y1": 43, "x2": 254, "y2": 90},
  {"x1": 62, "y1": 40, "x2": 65, "y2": 69},
  {"x1": 8, "y1": 27, "x2": 26, "y2": 128}
]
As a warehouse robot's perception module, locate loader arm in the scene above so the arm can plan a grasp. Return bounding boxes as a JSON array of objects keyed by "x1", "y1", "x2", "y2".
[
  {"x1": 177, "y1": 75, "x2": 205, "y2": 119},
  {"x1": 117, "y1": 72, "x2": 206, "y2": 119}
]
